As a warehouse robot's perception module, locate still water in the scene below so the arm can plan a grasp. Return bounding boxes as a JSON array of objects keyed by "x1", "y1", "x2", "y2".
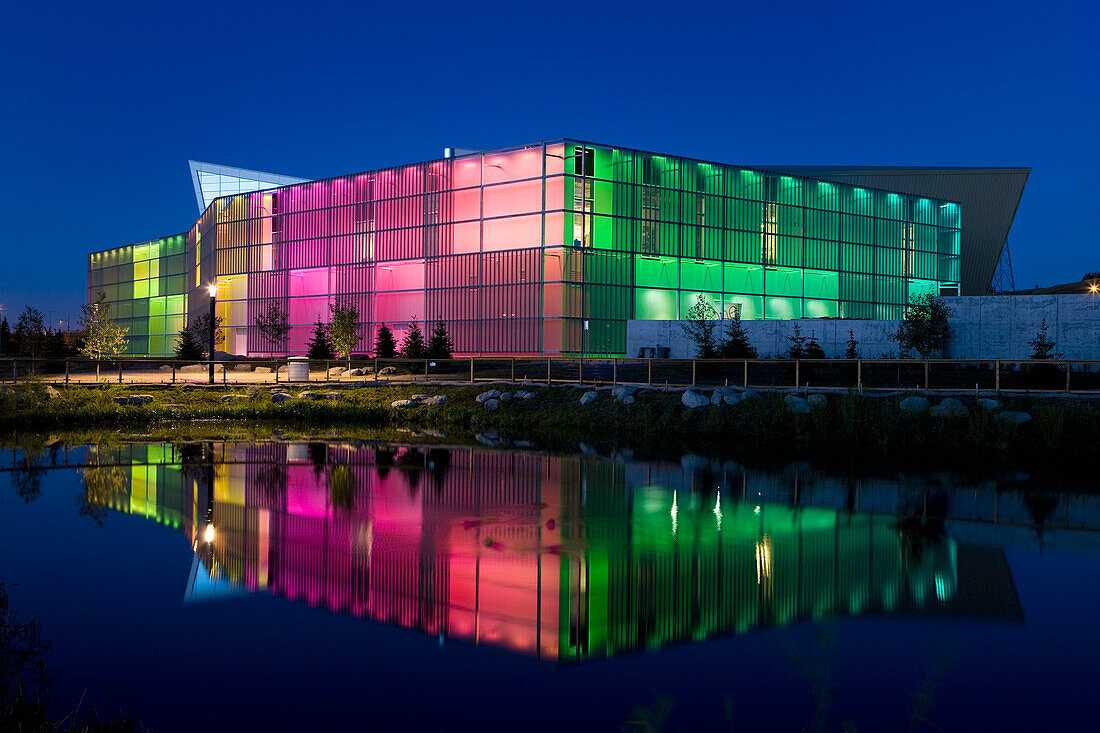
[{"x1": 3, "y1": 440, "x2": 1100, "y2": 731}]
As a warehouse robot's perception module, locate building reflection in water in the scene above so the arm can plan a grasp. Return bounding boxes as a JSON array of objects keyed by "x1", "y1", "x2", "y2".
[{"x1": 83, "y1": 441, "x2": 1017, "y2": 663}]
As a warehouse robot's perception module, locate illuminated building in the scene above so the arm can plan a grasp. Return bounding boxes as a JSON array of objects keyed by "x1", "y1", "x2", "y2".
[{"x1": 85, "y1": 142, "x2": 1028, "y2": 356}]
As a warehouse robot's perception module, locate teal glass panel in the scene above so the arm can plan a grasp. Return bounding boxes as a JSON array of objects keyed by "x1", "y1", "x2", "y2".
[
  {"x1": 803, "y1": 270, "x2": 839, "y2": 300},
  {"x1": 722, "y1": 294, "x2": 763, "y2": 320},
  {"x1": 724, "y1": 264, "x2": 764, "y2": 294},
  {"x1": 767, "y1": 267, "x2": 803, "y2": 297},
  {"x1": 804, "y1": 299, "x2": 838, "y2": 318},
  {"x1": 765, "y1": 296, "x2": 802, "y2": 319}
]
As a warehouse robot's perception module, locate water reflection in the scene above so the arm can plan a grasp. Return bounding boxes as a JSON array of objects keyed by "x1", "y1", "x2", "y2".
[{"x1": 48, "y1": 442, "x2": 1062, "y2": 664}]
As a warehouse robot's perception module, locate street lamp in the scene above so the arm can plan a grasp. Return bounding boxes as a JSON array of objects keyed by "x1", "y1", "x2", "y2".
[
  {"x1": 207, "y1": 283, "x2": 217, "y2": 384},
  {"x1": 1089, "y1": 282, "x2": 1099, "y2": 294}
]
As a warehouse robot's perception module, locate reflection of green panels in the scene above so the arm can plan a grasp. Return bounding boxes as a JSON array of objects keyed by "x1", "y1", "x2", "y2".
[
  {"x1": 805, "y1": 239, "x2": 838, "y2": 271},
  {"x1": 841, "y1": 300, "x2": 875, "y2": 319},
  {"x1": 727, "y1": 230, "x2": 760, "y2": 264}
]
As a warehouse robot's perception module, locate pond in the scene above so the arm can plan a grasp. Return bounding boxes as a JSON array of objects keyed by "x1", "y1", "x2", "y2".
[{"x1": 3, "y1": 439, "x2": 1100, "y2": 731}]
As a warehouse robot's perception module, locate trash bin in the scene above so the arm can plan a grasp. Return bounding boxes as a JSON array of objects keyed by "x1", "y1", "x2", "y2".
[
  {"x1": 656, "y1": 346, "x2": 670, "y2": 359},
  {"x1": 287, "y1": 356, "x2": 310, "y2": 382}
]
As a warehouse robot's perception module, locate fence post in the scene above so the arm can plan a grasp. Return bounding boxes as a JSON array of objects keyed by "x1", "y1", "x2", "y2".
[
  {"x1": 510, "y1": 357, "x2": 515, "y2": 383},
  {"x1": 222, "y1": 362, "x2": 227, "y2": 386},
  {"x1": 924, "y1": 361, "x2": 930, "y2": 390},
  {"x1": 30, "y1": 360, "x2": 35, "y2": 378},
  {"x1": 743, "y1": 360, "x2": 748, "y2": 389},
  {"x1": 579, "y1": 358, "x2": 583, "y2": 385},
  {"x1": 612, "y1": 359, "x2": 617, "y2": 386},
  {"x1": 547, "y1": 357, "x2": 551, "y2": 385},
  {"x1": 857, "y1": 360, "x2": 862, "y2": 392},
  {"x1": 118, "y1": 361, "x2": 123, "y2": 384},
  {"x1": 469, "y1": 357, "x2": 474, "y2": 383},
  {"x1": 65, "y1": 361, "x2": 69, "y2": 385},
  {"x1": 648, "y1": 359, "x2": 653, "y2": 386},
  {"x1": 12, "y1": 361, "x2": 16, "y2": 383},
  {"x1": 172, "y1": 363, "x2": 176, "y2": 384},
  {"x1": 691, "y1": 359, "x2": 696, "y2": 386},
  {"x1": 794, "y1": 360, "x2": 800, "y2": 390},
  {"x1": 995, "y1": 361, "x2": 1000, "y2": 393},
  {"x1": 1066, "y1": 361, "x2": 1072, "y2": 393},
  {"x1": 426, "y1": 359, "x2": 430, "y2": 378}
]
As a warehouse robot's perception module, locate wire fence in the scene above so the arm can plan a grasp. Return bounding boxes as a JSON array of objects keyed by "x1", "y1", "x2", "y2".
[{"x1": 2, "y1": 356, "x2": 1099, "y2": 393}]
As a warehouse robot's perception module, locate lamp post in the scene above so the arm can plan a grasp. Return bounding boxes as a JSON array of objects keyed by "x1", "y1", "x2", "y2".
[{"x1": 207, "y1": 283, "x2": 217, "y2": 384}]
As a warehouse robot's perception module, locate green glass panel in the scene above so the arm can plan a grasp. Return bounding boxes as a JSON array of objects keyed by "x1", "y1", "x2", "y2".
[
  {"x1": 765, "y1": 296, "x2": 802, "y2": 319},
  {"x1": 803, "y1": 270, "x2": 839, "y2": 300},
  {"x1": 634, "y1": 288, "x2": 678, "y2": 320},
  {"x1": 804, "y1": 299, "x2": 838, "y2": 318},
  {"x1": 635, "y1": 255, "x2": 678, "y2": 289},
  {"x1": 722, "y1": 294, "x2": 762, "y2": 320},
  {"x1": 724, "y1": 264, "x2": 764, "y2": 294},
  {"x1": 680, "y1": 259, "x2": 722, "y2": 290},
  {"x1": 679, "y1": 291, "x2": 720, "y2": 319},
  {"x1": 149, "y1": 296, "x2": 167, "y2": 316},
  {"x1": 907, "y1": 279, "x2": 939, "y2": 300},
  {"x1": 767, "y1": 267, "x2": 803, "y2": 297}
]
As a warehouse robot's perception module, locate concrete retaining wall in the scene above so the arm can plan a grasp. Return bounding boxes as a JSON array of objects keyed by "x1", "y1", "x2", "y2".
[{"x1": 626, "y1": 295, "x2": 1100, "y2": 360}]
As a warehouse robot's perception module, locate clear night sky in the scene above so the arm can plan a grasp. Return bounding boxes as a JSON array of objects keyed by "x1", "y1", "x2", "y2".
[{"x1": 1, "y1": 0, "x2": 1096, "y2": 327}]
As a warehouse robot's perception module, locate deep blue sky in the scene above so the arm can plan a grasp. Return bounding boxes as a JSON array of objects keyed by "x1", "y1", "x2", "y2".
[{"x1": 1, "y1": 0, "x2": 1096, "y2": 326}]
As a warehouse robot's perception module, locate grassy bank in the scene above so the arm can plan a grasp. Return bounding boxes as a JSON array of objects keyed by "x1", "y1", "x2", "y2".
[{"x1": 3, "y1": 380, "x2": 1100, "y2": 471}]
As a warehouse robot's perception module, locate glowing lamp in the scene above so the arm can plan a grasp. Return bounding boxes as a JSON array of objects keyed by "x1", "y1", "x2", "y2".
[
  {"x1": 204, "y1": 524, "x2": 216, "y2": 543},
  {"x1": 1089, "y1": 283, "x2": 1099, "y2": 294},
  {"x1": 207, "y1": 283, "x2": 218, "y2": 297}
]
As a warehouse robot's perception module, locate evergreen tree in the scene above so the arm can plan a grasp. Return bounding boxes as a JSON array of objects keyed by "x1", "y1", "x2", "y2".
[
  {"x1": 399, "y1": 317, "x2": 427, "y2": 359},
  {"x1": 787, "y1": 324, "x2": 808, "y2": 359},
  {"x1": 374, "y1": 324, "x2": 398, "y2": 359},
  {"x1": 0, "y1": 317, "x2": 10, "y2": 355},
  {"x1": 190, "y1": 312, "x2": 225, "y2": 355},
  {"x1": 1029, "y1": 319, "x2": 1060, "y2": 359},
  {"x1": 254, "y1": 301, "x2": 291, "y2": 355},
  {"x1": 174, "y1": 321, "x2": 204, "y2": 360},
  {"x1": 329, "y1": 298, "x2": 361, "y2": 367},
  {"x1": 426, "y1": 319, "x2": 454, "y2": 359},
  {"x1": 804, "y1": 330, "x2": 826, "y2": 359},
  {"x1": 680, "y1": 293, "x2": 718, "y2": 358},
  {"x1": 717, "y1": 312, "x2": 757, "y2": 358},
  {"x1": 306, "y1": 320, "x2": 336, "y2": 359},
  {"x1": 844, "y1": 329, "x2": 860, "y2": 359}
]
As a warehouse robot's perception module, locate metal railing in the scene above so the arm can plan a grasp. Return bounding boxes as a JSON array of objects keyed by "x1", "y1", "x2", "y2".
[{"x1": 2, "y1": 356, "x2": 1099, "y2": 393}]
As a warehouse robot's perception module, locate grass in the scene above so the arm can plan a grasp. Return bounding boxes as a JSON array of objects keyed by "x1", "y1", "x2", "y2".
[{"x1": 2, "y1": 380, "x2": 1099, "y2": 473}]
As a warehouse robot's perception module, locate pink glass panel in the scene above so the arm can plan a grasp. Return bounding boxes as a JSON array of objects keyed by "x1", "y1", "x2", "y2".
[{"x1": 483, "y1": 214, "x2": 541, "y2": 251}]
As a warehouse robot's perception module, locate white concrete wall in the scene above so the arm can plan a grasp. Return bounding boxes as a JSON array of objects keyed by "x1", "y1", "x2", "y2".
[{"x1": 626, "y1": 295, "x2": 1100, "y2": 360}]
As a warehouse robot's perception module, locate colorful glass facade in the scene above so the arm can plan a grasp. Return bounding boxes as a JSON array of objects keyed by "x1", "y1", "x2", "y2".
[{"x1": 87, "y1": 140, "x2": 962, "y2": 356}]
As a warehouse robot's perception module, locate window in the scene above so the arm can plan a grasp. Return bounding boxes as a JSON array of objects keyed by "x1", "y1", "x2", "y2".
[
  {"x1": 641, "y1": 188, "x2": 660, "y2": 254},
  {"x1": 761, "y1": 203, "x2": 777, "y2": 265}
]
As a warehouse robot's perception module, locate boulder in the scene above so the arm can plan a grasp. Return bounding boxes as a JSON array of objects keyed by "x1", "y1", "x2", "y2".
[
  {"x1": 220, "y1": 394, "x2": 247, "y2": 403},
  {"x1": 807, "y1": 394, "x2": 827, "y2": 409},
  {"x1": 513, "y1": 440, "x2": 537, "y2": 449},
  {"x1": 297, "y1": 391, "x2": 322, "y2": 401},
  {"x1": 233, "y1": 364, "x2": 252, "y2": 372},
  {"x1": 483, "y1": 398, "x2": 500, "y2": 411},
  {"x1": 785, "y1": 395, "x2": 811, "y2": 415},
  {"x1": 421, "y1": 395, "x2": 449, "y2": 405},
  {"x1": 476, "y1": 389, "x2": 501, "y2": 404},
  {"x1": 324, "y1": 392, "x2": 341, "y2": 400},
  {"x1": 930, "y1": 398, "x2": 968, "y2": 418},
  {"x1": 740, "y1": 388, "x2": 760, "y2": 401},
  {"x1": 411, "y1": 394, "x2": 431, "y2": 401},
  {"x1": 499, "y1": 392, "x2": 514, "y2": 402},
  {"x1": 579, "y1": 442, "x2": 598, "y2": 456},
  {"x1": 254, "y1": 366, "x2": 272, "y2": 374},
  {"x1": 179, "y1": 364, "x2": 209, "y2": 373},
  {"x1": 390, "y1": 399, "x2": 417, "y2": 408},
  {"x1": 681, "y1": 390, "x2": 710, "y2": 409},
  {"x1": 159, "y1": 365, "x2": 173, "y2": 371},
  {"x1": 977, "y1": 398, "x2": 1002, "y2": 412},
  {"x1": 328, "y1": 367, "x2": 346, "y2": 377},
  {"x1": 611, "y1": 385, "x2": 637, "y2": 399},
  {"x1": 271, "y1": 392, "x2": 292, "y2": 404},
  {"x1": 899, "y1": 396, "x2": 930, "y2": 415},
  {"x1": 710, "y1": 390, "x2": 724, "y2": 406},
  {"x1": 579, "y1": 391, "x2": 599, "y2": 405},
  {"x1": 476, "y1": 432, "x2": 500, "y2": 447},
  {"x1": 722, "y1": 392, "x2": 743, "y2": 406},
  {"x1": 379, "y1": 366, "x2": 398, "y2": 375},
  {"x1": 113, "y1": 396, "x2": 130, "y2": 406},
  {"x1": 129, "y1": 395, "x2": 154, "y2": 405},
  {"x1": 45, "y1": 386, "x2": 60, "y2": 399},
  {"x1": 996, "y1": 411, "x2": 1031, "y2": 425},
  {"x1": 619, "y1": 394, "x2": 636, "y2": 405},
  {"x1": 246, "y1": 386, "x2": 259, "y2": 397}
]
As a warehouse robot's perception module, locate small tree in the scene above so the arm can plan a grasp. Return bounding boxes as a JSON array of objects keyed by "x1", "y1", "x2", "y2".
[
  {"x1": 804, "y1": 331, "x2": 826, "y2": 359},
  {"x1": 844, "y1": 329, "x2": 860, "y2": 359},
  {"x1": 78, "y1": 293, "x2": 129, "y2": 363},
  {"x1": 787, "y1": 324, "x2": 808, "y2": 359},
  {"x1": 255, "y1": 301, "x2": 291, "y2": 355},
  {"x1": 375, "y1": 324, "x2": 398, "y2": 359},
  {"x1": 892, "y1": 293, "x2": 953, "y2": 358},
  {"x1": 190, "y1": 312, "x2": 225, "y2": 356},
  {"x1": 1029, "y1": 319, "x2": 1060, "y2": 359},
  {"x1": 0, "y1": 317, "x2": 10, "y2": 355},
  {"x1": 329, "y1": 299, "x2": 361, "y2": 368},
  {"x1": 426, "y1": 319, "x2": 454, "y2": 359},
  {"x1": 717, "y1": 312, "x2": 757, "y2": 358},
  {"x1": 13, "y1": 306, "x2": 46, "y2": 358},
  {"x1": 174, "y1": 321, "x2": 204, "y2": 360},
  {"x1": 306, "y1": 320, "x2": 335, "y2": 359},
  {"x1": 399, "y1": 317, "x2": 427, "y2": 359},
  {"x1": 681, "y1": 294, "x2": 718, "y2": 359}
]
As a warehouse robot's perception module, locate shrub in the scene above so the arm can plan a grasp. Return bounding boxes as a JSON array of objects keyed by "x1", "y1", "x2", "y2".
[{"x1": 892, "y1": 293, "x2": 952, "y2": 357}]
